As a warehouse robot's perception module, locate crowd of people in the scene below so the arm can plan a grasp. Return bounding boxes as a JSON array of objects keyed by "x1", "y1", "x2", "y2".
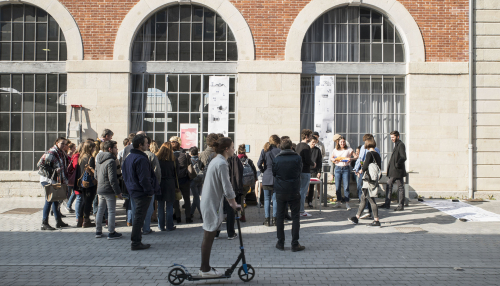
[{"x1": 36, "y1": 127, "x2": 406, "y2": 274}]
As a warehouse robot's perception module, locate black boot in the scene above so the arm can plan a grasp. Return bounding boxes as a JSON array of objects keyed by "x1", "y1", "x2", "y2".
[
  {"x1": 263, "y1": 217, "x2": 270, "y2": 226},
  {"x1": 56, "y1": 218, "x2": 69, "y2": 228},
  {"x1": 272, "y1": 217, "x2": 276, "y2": 226},
  {"x1": 41, "y1": 220, "x2": 55, "y2": 231}
]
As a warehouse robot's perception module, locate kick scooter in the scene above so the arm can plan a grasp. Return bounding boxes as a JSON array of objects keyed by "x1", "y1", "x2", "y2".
[{"x1": 167, "y1": 207, "x2": 255, "y2": 285}]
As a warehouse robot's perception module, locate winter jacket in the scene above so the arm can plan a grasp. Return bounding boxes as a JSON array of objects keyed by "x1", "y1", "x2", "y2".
[
  {"x1": 227, "y1": 154, "x2": 244, "y2": 195},
  {"x1": 295, "y1": 142, "x2": 314, "y2": 174},
  {"x1": 122, "y1": 149, "x2": 159, "y2": 198},
  {"x1": 387, "y1": 140, "x2": 407, "y2": 178},
  {"x1": 174, "y1": 150, "x2": 190, "y2": 185},
  {"x1": 158, "y1": 159, "x2": 180, "y2": 203},
  {"x1": 199, "y1": 147, "x2": 216, "y2": 170},
  {"x1": 310, "y1": 146, "x2": 323, "y2": 173},
  {"x1": 272, "y1": 149, "x2": 303, "y2": 195},
  {"x1": 37, "y1": 145, "x2": 69, "y2": 184},
  {"x1": 95, "y1": 152, "x2": 121, "y2": 196},
  {"x1": 76, "y1": 155, "x2": 95, "y2": 189},
  {"x1": 257, "y1": 145, "x2": 281, "y2": 186},
  {"x1": 238, "y1": 154, "x2": 258, "y2": 181}
]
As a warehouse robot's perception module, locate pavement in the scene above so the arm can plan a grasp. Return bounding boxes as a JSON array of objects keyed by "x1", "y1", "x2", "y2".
[{"x1": 1, "y1": 196, "x2": 500, "y2": 286}]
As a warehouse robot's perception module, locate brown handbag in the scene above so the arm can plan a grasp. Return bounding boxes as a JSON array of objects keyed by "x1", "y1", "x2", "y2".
[{"x1": 44, "y1": 172, "x2": 67, "y2": 202}]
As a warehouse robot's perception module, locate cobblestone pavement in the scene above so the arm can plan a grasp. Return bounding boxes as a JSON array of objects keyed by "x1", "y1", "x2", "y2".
[{"x1": 1, "y1": 197, "x2": 500, "y2": 285}]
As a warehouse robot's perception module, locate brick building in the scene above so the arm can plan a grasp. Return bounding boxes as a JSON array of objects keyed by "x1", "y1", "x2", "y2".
[{"x1": 0, "y1": 0, "x2": 498, "y2": 198}]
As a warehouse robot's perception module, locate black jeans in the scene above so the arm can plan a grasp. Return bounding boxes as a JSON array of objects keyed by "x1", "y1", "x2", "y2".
[
  {"x1": 307, "y1": 172, "x2": 318, "y2": 204},
  {"x1": 216, "y1": 198, "x2": 236, "y2": 238},
  {"x1": 276, "y1": 192, "x2": 301, "y2": 246},
  {"x1": 174, "y1": 181, "x2": 191, "y2": 221},
  {"x1": 385, "y1": 177, "x2": 405, "y2": 206},
  {"x1": 131, "y1": 196, "x2": 152, "y2": 247},
  {"x1": 80, "y1": 186, "x2": 96, "y2": 219}
]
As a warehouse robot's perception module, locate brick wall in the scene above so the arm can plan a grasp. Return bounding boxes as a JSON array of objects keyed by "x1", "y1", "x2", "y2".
[{"x1": 58, "y1": 0, "x2": 469, "y2": 62}]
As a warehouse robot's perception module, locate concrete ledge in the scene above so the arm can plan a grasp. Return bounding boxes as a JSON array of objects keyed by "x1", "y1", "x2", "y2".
[
  {"x1": 409, "y1": 62, "x2": 469, "y2": 75},
  {"x1": 0, "y1": 62, "x2": 66, "y2": 73},
  {"x1": 66, "y1": 61, "x2": 132, "y2": 73},
  {"x1": 237, "y1": 61, "x2": 302, "y2": 74}
]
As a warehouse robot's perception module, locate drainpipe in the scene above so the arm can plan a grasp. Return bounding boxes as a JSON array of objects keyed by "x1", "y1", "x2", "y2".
[{"x1": 468, "y1": 0, "x2": 474, "y2": 199}]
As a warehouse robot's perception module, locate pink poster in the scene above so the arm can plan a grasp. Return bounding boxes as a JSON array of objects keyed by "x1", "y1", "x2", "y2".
[{"x1": 180, "y1": 124, "x2": 198, "y2": 149}]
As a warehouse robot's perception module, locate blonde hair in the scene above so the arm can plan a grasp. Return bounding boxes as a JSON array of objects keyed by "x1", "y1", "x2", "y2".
[
  {"x1": 263, "y1": 142, "x2": 271, "y2": 153},
  {"x1": 79, "y1": 141, "x2": 96, "y2": 163},
  {"x1": 169, "y1": 136, "x2": 182, "y2": 145},
  {"x1": 92, "y1": 140, "x2": 101, "y2": 157},
  {"x1": 150, "y1": 141, "x2": 159, "y2": 154}
]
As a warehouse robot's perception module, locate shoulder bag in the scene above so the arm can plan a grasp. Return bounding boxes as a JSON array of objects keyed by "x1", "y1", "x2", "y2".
[{"x1": 44, "y1": 171, "x2": 67, "y2": 202}]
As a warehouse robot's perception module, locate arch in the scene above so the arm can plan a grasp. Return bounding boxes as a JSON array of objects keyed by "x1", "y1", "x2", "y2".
[
  {"x1": 285, "y1": 0, "x2": 425, "y2": 63},
  {"x1": 0, "y1": 0, "x2": 84, "y2": 60},
  {"x1": 114, "y1": 0, "x2": 254, "y2": 61}
]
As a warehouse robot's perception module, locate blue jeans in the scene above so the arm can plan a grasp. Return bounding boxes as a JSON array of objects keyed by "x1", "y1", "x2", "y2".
[
  {"x1": 335, "y1": 166, "x2": 350, "y2": 202},
  {"x1": 158, "y1": 201, "x2": 174, "y2": 231},
  {"x1": 66, "y1": 186, "x2": 76, "y2": 208},
  {"x1": 299, "y1": 173, "x2": 311, "y2": 213},
  {"x1": 263, "y1": 188, "x2": 277, "y2": 218},
  {"x1": 142, "y1": 195, "x2": 155, "y2": 233},
  {"x1": 125, "y1": 196, "x2": 133, "y2": 223},
  {"x1": 75, "y1": 193, "x2": 83, "y2": 220},
  {"x1": 41, "y1": 182, "x2": 59, "y2": 221},
  {"x1": 190, "y1": 181, "x2": 202, "y2": 216}
]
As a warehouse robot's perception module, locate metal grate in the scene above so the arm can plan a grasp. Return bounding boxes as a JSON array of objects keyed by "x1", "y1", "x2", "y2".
[
  {"x1": 1, "y1": 208, "x2": 42, "y2": 214},
  {"x1": 395, "y1": 227, "x2": 426, "y2": 233}
]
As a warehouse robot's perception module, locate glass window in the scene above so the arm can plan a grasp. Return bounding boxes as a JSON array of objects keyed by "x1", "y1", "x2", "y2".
[
  {"x1": 302, "y1": 6, "x2": 405, "y2": 63},
  {"x1": 0, "y1": 73, "x2": 66, "y2": 170},
  {"x1": 300, "y1": 75, "x2": 405, "y2": 170},
  {"x1": 132, "y1": 4, "x2": 237, "y2": 62},
  {"x1": 0, "y1": 4, "x2": 66, "y2": 61},
  {"x1": 130, "y1": 74, "x2": 235, "y2": 149}
]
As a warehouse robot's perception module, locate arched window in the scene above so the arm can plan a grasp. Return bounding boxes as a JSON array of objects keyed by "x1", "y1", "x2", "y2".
[
  {"x1": 130, "y1": 4, "x2": 237, "y2": 147},
  {"x1": 0, "y1": 4, "x2": 67, "y2": 171},
  {"x1": 300, "y1": 6, "x2": 406, "y2": 168}
]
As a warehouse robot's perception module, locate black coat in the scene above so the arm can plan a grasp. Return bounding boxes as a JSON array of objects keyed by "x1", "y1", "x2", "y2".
[
  {"x1": 227, "y1": 155, "x2": 244, "y2": 195},
  {"x1": 157, "y1": 159, "x2": 180, "y2": 203},
  {"x1": 257, "y1": 145, "x2": 281, "y2": 186},
  {"x1": 272, "y1": 149, "x2": 303, "y2": 195},
  {"x1": 310, "y1": 146, "x2": 323, "y2": 173},
  {"x1": 387, "y1": 140, "x2": 407, "y2": 178}
]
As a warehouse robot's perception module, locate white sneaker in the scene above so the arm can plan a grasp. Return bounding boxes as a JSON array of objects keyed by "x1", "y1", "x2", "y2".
[
  {"x1": 360, "y1": 213, "x2": 371, "y2": 219},
  {"x1": 346, "y1": 203, "x2": 351, "y2": 210},
  {"x1": 200, "y1": 268, "x2": 221, "y2": 277},
  {"x1": 300, "y1": 212, "x2": 312, "y2": 217},
  {"x1": 334, "y1": 203, "x2": 342, "y2": 208}
]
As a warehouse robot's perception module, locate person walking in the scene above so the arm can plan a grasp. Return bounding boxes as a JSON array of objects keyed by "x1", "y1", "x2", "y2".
[
  {"x1": 122, "y1": 134, "x2": 159, "y2": 251},
  {"x1": 331, "y1": 136, "x2": 354, "y2": 210},
  {"x1": 257, "y1": 135, "x2": 281, "y2": 226},
  {"x1": 37, "y1": 137, "x2": 70, "y2": 230},
  {"x1": 77, "y1": 140, "x2": 98, "y2": 228},
  {"x1": 307, "y1": 137, "x2": 323, "y2": 208},
  {"x1": 94, "y1": 140, "x2": 123, "y2": 239},
  {"x1": 273, "y1": 138, "x2": 305, "y2": 252},
  {"x1": 156, "y1": 142, "x2": 179, "y2": 231},
  {"x1": 170, "y1": 136, "x2": 193, "y2": 224},
  {"x1": 237, "y1": 144, "x2": 257, "y2": 222},
  {"x1": 349, "y1": 137, "x2": 382, "y2": 227},
  {"x1": 189, "y1": 147, "x2": 203, "y2": 220},
  {"x1": 380, "y1": 131, "x2": 407, "y2": 211},
  {"x1": 295, "y1": 129, "x2": 315, "y2": 217},
  {"x1": 199, "y1": 137, "x2": 240, "y2": 277},
  {"x1": 354, "y1": 134, "x2": 381, "y2": 218}
]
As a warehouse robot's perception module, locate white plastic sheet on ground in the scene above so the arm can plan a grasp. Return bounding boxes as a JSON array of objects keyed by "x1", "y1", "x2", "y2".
[{"x1": 421, "y1": 200, "x2": 500, "y2": 222}]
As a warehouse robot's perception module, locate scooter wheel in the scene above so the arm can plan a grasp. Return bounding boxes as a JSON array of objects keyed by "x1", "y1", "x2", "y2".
[
  {"x1": 238, "y1": 264, "x2": 255, "y2": 282},
  {"x1": 168, "y1": 267, "x2": 186, "y2": 285}
]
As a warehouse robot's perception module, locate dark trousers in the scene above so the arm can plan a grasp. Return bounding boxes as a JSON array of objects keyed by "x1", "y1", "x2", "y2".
[
  {"x1": 385, "y1": 177, "x2": 405, "y2": 206},
  {"x1": 79, "y1": 186, "x2": 96, "y2": 219},
  {"x1": 174, "y1": 181, "x2": 191, "y2": 221},
  {"x1": 276, "y1": 192, "x2": 301, "y2": 246},
  {"x1": 216, "y1": 198, "x2": 236, "y2": 238},
  {"x1": 307, "y1": 172, "x2": 318, "y2": 204},
  {"x1": 131, "y1": 196, "x2": 152, "y2": 247}
]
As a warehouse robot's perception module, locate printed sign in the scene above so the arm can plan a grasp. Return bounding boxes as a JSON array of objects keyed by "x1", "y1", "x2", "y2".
[
  {"x1": 314, "y1": 76, "x2": 335, "y2": 159},
  {"x1": 208, "y1": 76, "x2": 230, "y2": 136},
  {"x1": 180, "y1": 124, "x2": 199, "y2": 149}
]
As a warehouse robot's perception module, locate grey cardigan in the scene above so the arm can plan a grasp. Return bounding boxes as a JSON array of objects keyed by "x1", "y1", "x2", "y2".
[{"x1": 95, "y1": 152, "x2": 121, "y2": 196}]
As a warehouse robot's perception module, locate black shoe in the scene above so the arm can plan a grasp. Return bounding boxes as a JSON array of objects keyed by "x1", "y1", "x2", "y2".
[
  {"x1": 285, "y1": 214, "x2": 292, "y2": 221},
  {"x1": 348, "y1": 216, "x2": 359, "y2": 224},
  {"x1": 50, "y1": 210, "x2": 53, "y2": 216},
  {"x1": 186, "y1": 218, "x2": 193, "y2": 223},
  {"x1": 41, "y1": 221, "x2": 55, "y2": 231},
  {"x1": 291, "y1": 244, "x2": 305, "y2": 252},
  {"x1": 276, "y1": 242, "x2": 284, "y2": 251},
  {"x1": 182, "y1": 204, "x2": 186, "y2": 209},
  {"x1": 367, "y1": 221, "x2": 381, "y2": 227},
  {"x1": 131, "y1": 243, "x2": 151, "y2": 251},
  {"x1": 378, "y1": 203, "x2": 390, "y2": 209},
  {"x1": 394, "y1": 206, "x2": 404, "y2": 211},
  {"x1": 263, "y1": 218, "x2": 270, "y2": 226},
  {"x1": 173, "y1": 214, "x2": 177, "y2": 220},
  {"x1": 272, "y1": 217, "x2": 276, "y2": 226},
  {"x1": 59, "y1": 213, "x2": 66, "y2": 218},
  {"x1": 56, "y1": 220, "x2": 69, "y2": 228}
]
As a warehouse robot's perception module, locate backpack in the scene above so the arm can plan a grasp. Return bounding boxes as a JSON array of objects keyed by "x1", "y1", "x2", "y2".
[
  {"x1": 80, "y1": 164, "x2": 97, "y2": 188},
  {"x1": 191, "y1": 158, "x2": 204, "y2": 183},
  {"x1": 240, "y1": 157, "x2": 255, "y2": 187}
]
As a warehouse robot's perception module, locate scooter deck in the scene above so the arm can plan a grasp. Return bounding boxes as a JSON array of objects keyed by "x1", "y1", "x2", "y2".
[{"x1": 188, "y1": 275, "x2": 231, "y2": 281}]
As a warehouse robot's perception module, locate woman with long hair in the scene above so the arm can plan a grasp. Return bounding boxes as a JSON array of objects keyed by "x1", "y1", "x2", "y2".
[
  {"x1": 77, "y1": 140, "x2": 97, "y2": 228},
  {"x1": 156, "y1": 142, "x2": 180, "y2": 231},
  {"x1": 330, "y1": 136, "x2": 354, "y2": 210},
  {"x1": 257, "y1": 135, "x2": 281, "y2": 226},
  {"x1": 64, "y1": 142, "x2": 79, "y2": 214}
]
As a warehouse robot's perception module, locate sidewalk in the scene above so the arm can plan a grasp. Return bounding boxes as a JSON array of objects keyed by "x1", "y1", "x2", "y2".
[{"x1": 1, "y1": 197, "x2": 500, "y2": 285}]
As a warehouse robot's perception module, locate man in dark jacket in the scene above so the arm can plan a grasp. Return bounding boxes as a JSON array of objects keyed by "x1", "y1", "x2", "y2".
[
  {"x1": 381, "y1": 131, "x2": 407, "y2": 211},
  {"x1": 218, "y1": 154, "x2": 244, "y2": 239},
  {"x1": 95, "y1": 140, "x2": 123, "y2": 239},
  {"x1": 122, "y1": 134, "x2": 159, "y2": 250},
  {"x1": 170, "y1": 136, "x2": 193, "y2": 224},
  {"x1": 295, "y1": 129, "x2": 316, "y2": 217},
  {"x1": 272, "y1": 138, "x2": 305, "y2": 252}
]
